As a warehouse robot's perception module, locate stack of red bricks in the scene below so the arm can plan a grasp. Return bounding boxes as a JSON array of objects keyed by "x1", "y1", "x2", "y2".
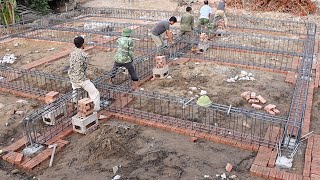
[
  {"x1": 155, "y1": 56, "x2": 167, "y2": 69},
  {"x1": 264, "y1": 104, "x2": 280, "y2": 115},
  {"x1": 77, "y1": 98, "x2": 94, "y2": 118},
  {"x1": 241, "y1": 91, "x2": 280, "y2": 115},
  {"x1": 45, "y1": 91, "x2": 59, "y2": 104},
  {"x1": 241, "y1": 91, "x2": 266, "y2": 109}
]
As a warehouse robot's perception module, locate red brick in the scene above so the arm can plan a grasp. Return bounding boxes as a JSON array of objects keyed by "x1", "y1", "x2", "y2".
[
  {"x1": 190, "y1": 137, "x2": 198, "y2": 142},
  {"x1": 304, "y1": 161, "x2": 311, "y2": 177},
  {"x1": 4, "y1": 136, "x2": 28, "y2": 151},
  {"x1": 262, "y1": 166, "x2": 270, "y2": 179},
  {"x1": 7, "y1": 152, "x2": 18, "y2": 164},
  {"x1": 14, "y1": 153, "x2": 24, "y2": 164},
  {"x1": 269, "y1": 168, "x2": 276, "y2": 180},
  {"x1": 273, "y1": 109, "x2": 280, "y2": 114},
  {"x1": 268, "y1": 150, "x2": 277, "y2": 168},
  {"x1": 208, "y1": 134, "x2": 221, "y2": 142},
  {"x1": 275, "y1": 169, "x2": 283, "y2": 180},
  {"x1": 250, "y1": 164, "x2": 259, "y2": 176},
  {"x1": 256, "y1": 165, "x2": 265, "y2": 177},
  {"x1": 311, "y1": 161, "x2": 320, "y2": 176},
  {"x1": 282, "y1": 172, "x2": 291, "y2": 180},
  {"x1": 194, "y1": 132, "x2": 207, "y2": 139},
  {"x1": 252, "y1": 103, "x2": 262, "y2": 109},
  {"x1": 311, "y1": 174, "x2": 320, "y2": 180},
  {"x1": 257, "y1": 95, "x2": 267, "y2": 104},
  {"x1": 264, "y1": 104, "x2": 276, "y2": 111}
]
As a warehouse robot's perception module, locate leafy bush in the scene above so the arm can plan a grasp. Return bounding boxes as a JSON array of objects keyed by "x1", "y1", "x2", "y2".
[{"x1": 30, "y1": 0, "x2": 50, "y2": 15}]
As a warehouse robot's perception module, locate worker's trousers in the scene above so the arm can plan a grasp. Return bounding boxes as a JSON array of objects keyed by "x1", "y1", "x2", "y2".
[{"x1": 71, "y1": 80, "x2": 100, "y2": 111}]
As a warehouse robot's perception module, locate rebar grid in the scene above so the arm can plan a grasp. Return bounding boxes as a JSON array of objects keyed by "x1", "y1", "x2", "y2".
[
  {"x1": 59, "y1": 6, "x2": 311, "y2": 36},
  {"x1": 98, "y1": 85, "x2": 292, "y2": 147},
  {"x1": 7, "y1": 8, "x2": 314, "y2": 155},
  {"x1": 281, "y1": 24, "x2": 317, "y2": 150},
  {"x1": 0, "y1": 66, "x2": 71, "y2": 95},
  {"x1": 23, "y1": 89, "x2": 88, "y2": 145}
]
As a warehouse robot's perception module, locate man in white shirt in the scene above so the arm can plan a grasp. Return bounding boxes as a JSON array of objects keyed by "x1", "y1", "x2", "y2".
[{"x1": 198, "y1": 0, "x2": 212, "y2": 29}]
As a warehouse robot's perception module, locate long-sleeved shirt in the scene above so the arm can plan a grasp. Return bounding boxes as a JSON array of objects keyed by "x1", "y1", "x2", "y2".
[
  {"x1": 114, "y1": 37, "x2": 134, "y2": 64},
  {"x1": 180, "y1": 12, "x2": 194, "y2": 32},
  {"x1": 68, "y1": 48, "x2": 88, "y2": 83}
]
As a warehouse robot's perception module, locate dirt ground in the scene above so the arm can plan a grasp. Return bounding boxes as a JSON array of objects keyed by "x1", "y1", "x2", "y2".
[
  {"x1": 0, "y1": 39, "x2": 71, "y2": 68},
  {"x1": 0, "y1": 93, "x2": 41, "y2": 149},
  {"x1": 311, "y1": 89, "x2": 320, "y2": 134},
  {"x1": 0, "y1": 93, "x2": 41, "y2": 180},
  {"x1": 21, "y1": 120, "x2": 261, "y2": 180},
  {"x1": 142, "y1": 61, "x2": 294, "y2": 116}
]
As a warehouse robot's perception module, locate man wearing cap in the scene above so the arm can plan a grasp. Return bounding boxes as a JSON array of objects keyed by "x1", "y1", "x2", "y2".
[
  {"x1": 213, "y1": 0, "x2": 228, "y2": 31},
  {"x1": 198, "y1": 0, "x2": 212, "y2": 29},
  {"x1": 110, "y1": 28, "x2": 138, "y2": 86},
  {"x1": 69, "y1": 36, "x2": 100, "y2": 111},
  {"x1": 180, "y1": 7, "x2": 194, "y2": 36},
  {"x1": 150, "y1": 16, "x2": 177, "y2": 48}
]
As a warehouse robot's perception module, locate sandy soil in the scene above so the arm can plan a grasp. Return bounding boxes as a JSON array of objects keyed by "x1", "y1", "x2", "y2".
[
  {"x1": 29, "y1": 120, "x2": 262, "y2": 180},
  {"x1": 0, "y1": 39, "x2": 71, "y2": 68},
  {"x1": 142, "y1": 61, "x2": 294, "y2": 116},
  {"x1": 0, "y1": 93, "x2": 41, "y2": 149}
]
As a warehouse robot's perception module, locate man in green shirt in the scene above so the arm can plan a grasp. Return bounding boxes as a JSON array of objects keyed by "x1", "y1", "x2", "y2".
[
  {"x1": 110, "y1": 28, "x2": 138, "y2": 84},
  {"x1": 180, "y1": 6, "x2": 194, "y2": 35}
]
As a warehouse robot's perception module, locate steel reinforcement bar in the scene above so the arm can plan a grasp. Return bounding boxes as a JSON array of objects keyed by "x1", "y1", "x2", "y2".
[
  {"x1": 0, "y1": 66, "x2": 72, "y2": 96},
  {"x1": 98, "y1": 85, "x2": 293, "y2": 148}
]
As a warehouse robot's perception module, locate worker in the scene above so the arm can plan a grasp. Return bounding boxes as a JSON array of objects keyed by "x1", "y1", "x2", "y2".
[
  {"x1": 110, "y1": 28, "x2": 139, "y2": 88},
  {"x1": 68, "y1": 36, "x2": 100, "y2": 111},
  {"x1": 180, "y1": 6, "x2": 194, "y2": 36},
  {"x1": 213, "y1": 0, "x2": 228, "y2": 31},
  {"x1": 198, "y1": 0, "x2": 212, "y2": 30},
  {"x1": 150, "y1": 16, "x2": 177, "y2": 48}
]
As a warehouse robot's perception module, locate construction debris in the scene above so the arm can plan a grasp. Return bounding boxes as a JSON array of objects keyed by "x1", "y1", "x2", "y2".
[
  {"x1": 1, "y1": 54, "x2": 17, "y2": 64},
  {"x1": 225, "y1": 163, "x2": 233, "y2": 172},
  {"x1": 226, "y1": 70, "x2": 255, "y2": 83}
]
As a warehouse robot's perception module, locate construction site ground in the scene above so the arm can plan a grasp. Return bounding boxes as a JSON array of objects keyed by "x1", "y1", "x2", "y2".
[
  {"x1": 0, "y1": 39, "x2": 71, "y2": 68},
  {"x1": 0, "y1": 0, "x2": 320, "y2": 179},
  {"x1": 142, "y1": 61, "x2": 293, "y2": 116}
]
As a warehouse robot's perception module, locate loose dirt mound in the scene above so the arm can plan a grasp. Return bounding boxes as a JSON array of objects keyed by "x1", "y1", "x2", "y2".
[
  {"x1": 84, "y1": 125, "x2": 140, "y2": 163},
  {"x1": 228, "y1": 0, "x2": 317, "y2": 16}
]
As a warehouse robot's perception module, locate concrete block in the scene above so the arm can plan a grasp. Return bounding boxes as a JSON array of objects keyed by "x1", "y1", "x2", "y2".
[
  {"x1": 72, "y1": 112, "x2": 98, "y2": 134},
  {"x1": 42, "y1": 104, "x2": 67, "y2": 126},
  {"x1": 153, "y1": 65, "x2": 169, "y2": 79}
]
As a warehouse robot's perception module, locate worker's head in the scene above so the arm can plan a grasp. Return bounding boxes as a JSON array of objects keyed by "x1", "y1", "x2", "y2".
[
  {"x1": 204, "y1": 0, "x2": 209, "y2": 5},
  {"x1": 74, "y1": 36, "x2": 85, "y2": 49},
  {"x1": 169, "y1": 16, "x2": 177, "y2": 25},
  {"x1": 186, "y1": 6, "x2": 192, "y2": 12}
]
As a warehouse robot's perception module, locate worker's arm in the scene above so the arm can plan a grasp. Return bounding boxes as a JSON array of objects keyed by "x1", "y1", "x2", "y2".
[
  {"x1": 166, "y1": 30, "x2": 174, "y2": 43},
  {"x1": 191, "y1": 16, "x2": 194, "y2": 30}
]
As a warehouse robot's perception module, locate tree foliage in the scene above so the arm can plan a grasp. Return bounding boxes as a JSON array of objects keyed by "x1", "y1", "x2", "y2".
[
  {"x1": 0, "y1": 0, "x2": 17, "y2": 26},
  {"x1": 30, "y1": 0, "x2": 50, "y2": 14}
]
